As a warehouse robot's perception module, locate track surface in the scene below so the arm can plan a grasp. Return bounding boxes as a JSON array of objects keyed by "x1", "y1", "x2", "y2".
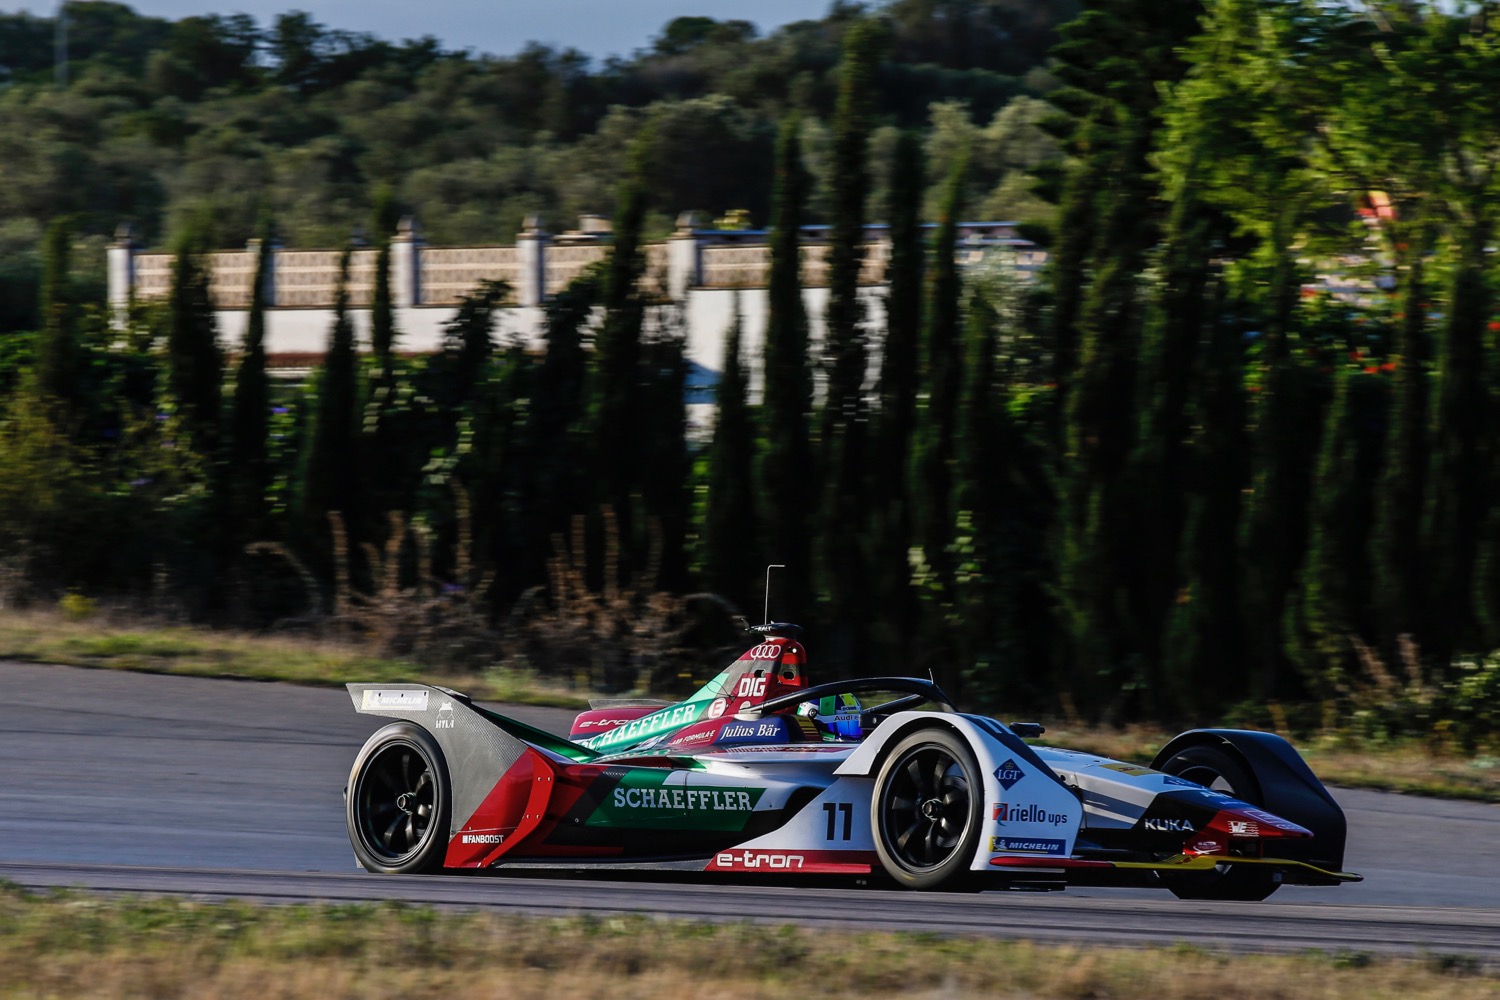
[{"x1": 4, "y1": 661, "x2": 1500, "y2": 959}]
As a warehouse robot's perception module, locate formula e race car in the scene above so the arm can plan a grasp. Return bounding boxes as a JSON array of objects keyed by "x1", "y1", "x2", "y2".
[{"x1": 344, "y1": 625, "x2": 1361, "y2": 898}]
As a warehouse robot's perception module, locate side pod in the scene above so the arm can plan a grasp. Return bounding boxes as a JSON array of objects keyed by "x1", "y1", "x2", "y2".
[{"x1": 1152, "y1": 729, "x2": 1348, "y2": 879}]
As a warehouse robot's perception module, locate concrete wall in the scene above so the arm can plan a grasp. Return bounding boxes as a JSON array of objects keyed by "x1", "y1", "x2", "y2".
[{"x1": 109, "y1": 217, "x2": 1043, "y2": 402}]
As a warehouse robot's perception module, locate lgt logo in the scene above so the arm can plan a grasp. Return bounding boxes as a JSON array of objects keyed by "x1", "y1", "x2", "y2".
[{"x1": 994, "y1": 759, "x2": 1025, "y2": 790}]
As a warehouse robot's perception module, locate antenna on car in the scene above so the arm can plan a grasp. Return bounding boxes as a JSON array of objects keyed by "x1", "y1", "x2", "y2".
[{"x1": 764, "y1": 564, "x2": 786, "y2": 625}]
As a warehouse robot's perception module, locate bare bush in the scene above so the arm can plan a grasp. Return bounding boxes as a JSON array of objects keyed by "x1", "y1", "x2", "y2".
[{"x1": 503, "y1": 507, "x2": 742, "y2": 693}]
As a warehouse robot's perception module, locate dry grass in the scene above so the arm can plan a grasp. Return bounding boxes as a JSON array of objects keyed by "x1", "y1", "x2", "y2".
[
  {"x1": 0, "y1": 887, "x2": 1493, "y2": 1000},
  {"x1": 1041, "y1": 725, "x2": 1500, "y2": 802},
  {"x1": 0, "y1": 607, "x2": 587, "y2": 708}
]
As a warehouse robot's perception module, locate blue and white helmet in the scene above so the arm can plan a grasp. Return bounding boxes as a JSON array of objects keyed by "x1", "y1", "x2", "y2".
[{"x1": 797, "y1": 693, "x2": 862, "y2": 740}]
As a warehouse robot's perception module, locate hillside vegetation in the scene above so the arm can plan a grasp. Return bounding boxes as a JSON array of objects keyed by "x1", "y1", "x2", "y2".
[{"x1": 4, "y1": 2, "x2": 1500, "y2": 759}]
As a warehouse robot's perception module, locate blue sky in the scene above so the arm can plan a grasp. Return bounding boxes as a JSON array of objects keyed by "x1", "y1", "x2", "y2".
[{"x1": 16, "y1": 2, "x2": 840, "y2": 60}]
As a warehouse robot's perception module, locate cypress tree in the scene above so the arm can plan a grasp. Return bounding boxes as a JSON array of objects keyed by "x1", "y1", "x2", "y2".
[
  {"x1": 1056, "y1": 113, "x2": 1168, "y2": 717},
  {"x1": 702, "y1": 297, "x2": 757, "y2": 610},
  {"x1": 1288, "y1": 367, "x2": 1389, "y2": 689},
  {"x1": 370, "y1": 186, "x2": 398, "y2": 375},
  {"x1": 1162, "y1": 289, "x2": 1248, "y2": 718},
  {"x1": 362, "y1": 187, "x2": 404, "y2": 532},
  {"x1": 591, "y1": 136, "x2": 649, "y2": 539},
  {"x1": 167, "y1": 223, "x2": 223, "y2": 459},
  {"x1": 868, "y1": 130, "x2": 925, "y2": 669},
  {"x1": 228, "y1": 224, "x2": 273, "y2": 527},
  {"x1": 878, "y1": 132, "x2": 925, "y2": 481},
  {"x1": 1042, "y1": 0, "x2": 1202, "y2": 400},
  {"x1": 36, "y1": 217, "x2": 77, "y2": 413},
  {"x1": 1041, "y1": 110, "x2": 1106, "y2": 398},
  {"x1": 953, "y1": 290, "x2": 1008, "y2": 704},
  {"x1": 1371, "y1": 221, "x2": 1432, "y2": 651},
  {"x1": 955, "y1": 291, "x2": 1003, "y2": 546},
  {"x1": 823, "y1": 19, "x2": 882, "y2": 392},
  {"x1": 818, "y1": 18, "x2": 884, "y2": 650},
  {"x1": 1424, "y1": 224, "x2": 1493, "y2": 662},
  {"x1": 300, "y1": 247, "x2": 361, "y2": 538},
  {"x1": 638, "y1": 306, "x2": 690, "y2": 591},
  {"x1": 1045, "y1": 1, "x2": 1204, "y2": 715},
  {"x1": 1239, "y1": 353, "x2": 1330, "y2": 700},
  {"x1": 1123, "y1": 172, "x2": 1216, "y2": 693},
  {"x1": 523, "y1": 268, "x2": 600, "y2": 584},
  {"x1": 914, "y1": 151, "x2": 967, "y2": 595},
  {"x1": 759, "y1": 115, "x2": 815, "y2": 622}
]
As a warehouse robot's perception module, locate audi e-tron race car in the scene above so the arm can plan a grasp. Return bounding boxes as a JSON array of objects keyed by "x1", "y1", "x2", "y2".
[{"x1": 344, "y1": 625, "x2": 1361, "y2": 898}]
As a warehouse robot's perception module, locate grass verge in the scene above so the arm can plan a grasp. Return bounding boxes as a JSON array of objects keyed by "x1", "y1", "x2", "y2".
[
  {"x1": 0, "y1": 885, "x2": 1493, "y2": 1000},
  {"x1": 4, "y1": 606, "x2": 1498, "y2": 801},
  {"x1": 1040, "y1": 725, "x2": 1500, "y2": 803},
  {"x1": 0, "y1": 608, "x2": 588, "y2": 708}
]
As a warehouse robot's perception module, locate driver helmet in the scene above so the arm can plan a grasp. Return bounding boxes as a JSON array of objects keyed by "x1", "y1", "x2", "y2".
[{"x1": 796, "y1": 693, "x2": 862, "y2": 740}]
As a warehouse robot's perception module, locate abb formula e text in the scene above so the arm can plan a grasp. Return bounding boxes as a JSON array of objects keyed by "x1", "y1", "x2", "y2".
[{"x1": 344, "y1": 625, "x2": 1361, "y2": 898}]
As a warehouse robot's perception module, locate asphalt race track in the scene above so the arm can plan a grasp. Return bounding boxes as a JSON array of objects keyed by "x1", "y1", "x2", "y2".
[{"x1": 4, "y1": 661, "x2": 1500, "y2": 961}]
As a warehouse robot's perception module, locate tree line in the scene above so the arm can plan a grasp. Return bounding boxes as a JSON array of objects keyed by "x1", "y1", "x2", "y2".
[
  {"x1": 6, "y1": 1, "x2": 1500, "y2": 745},
  {"x1": 0, "y1": 0, "x2": 1072, "y2": 336}
]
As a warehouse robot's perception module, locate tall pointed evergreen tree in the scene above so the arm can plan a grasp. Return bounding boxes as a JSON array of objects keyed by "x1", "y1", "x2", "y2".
[
  {"x1": 228, "y1": 224, "x2": 273, "y2": 527},
  {"x1": 36, "y1": 217, "x2": 77, "y2": 415},
  {"x1": 952, "y1": 288, "x2": 1018, "y2": 708},
  {"x1": 759, "y1": 115, "x2": 815, "y2": 622},
  {"x1": 166, "y1": 222, "x2": 223, "y2": 460},
  {"x1": 638, "y1": 306, "x2": 690, "y2": 591},
  {"x1": 703, "y1": 297, "x2": 757, "y2": 611},
  {"x1": 914, "y1": 151, "x2": 966, "y2": 595},
  {"x1": 1425, "y1": 223, "x2": 1493, "y2": 661},
  {"x1": 1287, "y1": 367, "x2": 1388, "y2": 689},
  {"x1": 300, "y1": 247, "x2": 361, "y2": 546},
  {"x1": 1152, "y1": 0, "x2": 1333, "y2": 701},
  {"x1": 591, "y1": 134, "x2": 649, "y2": 542},
  {"x1": 1051, "y1": 0, "x2": 1205, "y2": 717},
  {"x1": 818, "y1": 18, "x2": 884, "y2": 652},
  {"x1": 1121, "y1": 163, "x2": 1217, "y2": 700},
  {"x1": 1162, "y1": 286, "x2": 1248, "y2": 718},
  {"x1": 1371, "y1": 223, "x2": 1433, "y2": 651},
  {"x1": 524, "y1": 268, "x2": 600, "y2": 585},
  {"x1": 868, "y1": 130, "x2": 926, "y2": 668},
  {"x1": 369, "y1": 186, "x2": 399, "y2": 376},
  {"x1": 1042, "y1": 0, "x2": 1203, "y2": 404},
  {"x1": 1317, "y1": 6, "x2": 1439, "y2": 657}
]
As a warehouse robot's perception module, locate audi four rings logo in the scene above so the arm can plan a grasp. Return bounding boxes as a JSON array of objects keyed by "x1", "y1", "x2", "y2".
[{"x1": 748, "y1": 643, "x2": 781, "y2": 660}]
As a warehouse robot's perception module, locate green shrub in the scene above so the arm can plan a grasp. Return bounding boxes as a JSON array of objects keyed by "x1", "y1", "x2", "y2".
[{"x1": 1444, "y1": 654, "x2": 1500, "y2": 754}]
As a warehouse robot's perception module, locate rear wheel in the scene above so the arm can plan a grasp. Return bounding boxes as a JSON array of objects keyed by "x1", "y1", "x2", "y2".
[
  {"x1": 1158, "y1": 744, "x2": 1279, "y2": 901},
  {"x1": 872, "y1": 729, "x2": 983, "y2": 890},
  {"x1": 347, "y1": 723, "x2": 451, "y2": 874}
]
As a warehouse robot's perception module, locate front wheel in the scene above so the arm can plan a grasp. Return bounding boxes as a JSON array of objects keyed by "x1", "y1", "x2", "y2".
[
  {"x1": 1158, "y1": 744, "x2": 1279, "y2": 901},
  {"x1": 346, "y1": 722, "x2": 451, "y2": 874},
  {"x1": 871, "y1": 728, "x2": 983, "y2": 890}
]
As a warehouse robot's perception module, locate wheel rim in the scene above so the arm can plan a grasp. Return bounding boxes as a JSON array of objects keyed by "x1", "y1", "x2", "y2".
[
  {"x1": 356, "y1": 741, "x2": 438, "y2": 863},
  {"x1": 880, "y1": 745, "x2": 973, "y2": 871}
]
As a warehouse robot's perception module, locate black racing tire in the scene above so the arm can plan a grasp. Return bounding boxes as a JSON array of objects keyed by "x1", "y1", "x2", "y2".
[
  {"x1": 1158, "y1": 744, "x2": 1279, "y2": 901},
  {"x1": 346, "y1": 722, "x2": 452, "y2": 874},
  {"x1": 871, "y1": 728, "x2": 984, "y2": 890}
]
